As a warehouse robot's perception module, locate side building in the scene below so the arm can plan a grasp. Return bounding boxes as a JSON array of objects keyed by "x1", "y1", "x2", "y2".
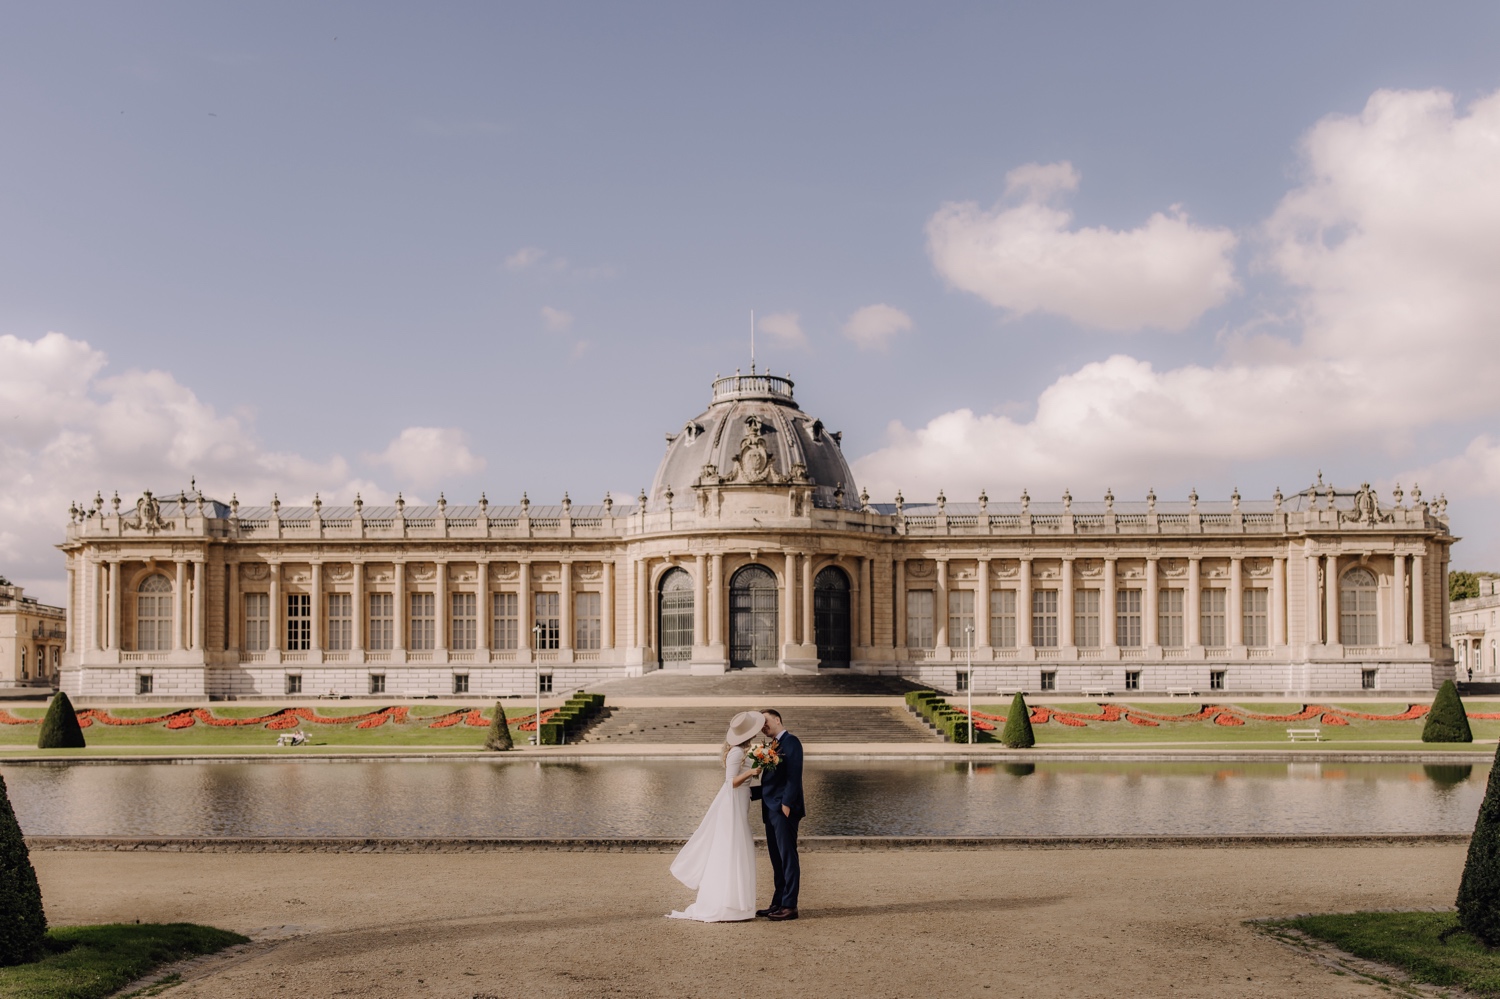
[
  {"x1": 58, "y1": 371, "x2": 1457, "y2": 698},
  {"x1": 1453, "y1": 577, "x2": 1500, "y2": 681},
  {"x1": 1, "y1": 576, "x2": 66, "y2": 686}
]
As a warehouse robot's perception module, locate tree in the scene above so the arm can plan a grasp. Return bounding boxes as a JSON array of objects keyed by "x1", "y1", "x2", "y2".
[
  {"x1": 1452, "y1": 571, "x2": 1481, "y2": 602},
  {"x1": 1000, "y1": 692, "x2": 1035, "y2": 749},
  {"x1": 1458, "y1": 741, "x2": 1500, "y2": 944},
  {"x1": 36, "y1": 691, "x2": 84, "y2": 750},
  {"x1": 483, "y1": 702, "x2": 513, "y2": 751},
  {"x1": 1423, "y1": 680, "x2": 1473, "y2": 743},
  {"x1": 0, "y1": 773, "x2": 47, "y2": 966}
]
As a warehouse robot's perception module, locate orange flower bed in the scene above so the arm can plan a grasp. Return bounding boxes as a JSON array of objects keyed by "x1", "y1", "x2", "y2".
[
  {"x1": 0, "y1": 709, "x2": 38, "y2": 725},
  {"x1": 956, "y1": 701, "x2": 1458, "y2": 729}
]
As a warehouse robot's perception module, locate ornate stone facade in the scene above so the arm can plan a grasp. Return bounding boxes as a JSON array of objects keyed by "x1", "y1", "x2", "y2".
[
  {"x1": 1452, "y1": 578, "x2": 1500, "y2": 681},
  {"x1": 1, "y1": 578, "x2": 65, "y2": 685},
  {"x1": 59, "y1": 372, "x2": 1457, "y2": 698}
]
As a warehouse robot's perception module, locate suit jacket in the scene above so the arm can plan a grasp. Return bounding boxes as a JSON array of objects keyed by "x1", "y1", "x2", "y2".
[{"x1": 759, "y1": 731, "x2": 806, "y2": 820}]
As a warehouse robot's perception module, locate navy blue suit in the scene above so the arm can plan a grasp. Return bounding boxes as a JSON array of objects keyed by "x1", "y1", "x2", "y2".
[{"x1": 760, "y1": 730, "x2": 805, "y2": 909}]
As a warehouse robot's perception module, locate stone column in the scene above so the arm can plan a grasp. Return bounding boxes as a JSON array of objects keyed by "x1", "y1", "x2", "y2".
[
  {"x1": 1305, "y1": 546, "x2": 1321, "y2": 646},
  {"x1": 975, "y1": 559, "x2": 991, "y2": 648},
  {"x1": 1412, "y1": 553, "x2": 1426, "y2": 644},
  {"x1": 227, "y1": 561, "x2": 240, "y2": 654},
  {"x1": 392, "y1": 562, "x2": 405, "y2": 651},
  {"x1": 310, "y1": 562, "x2": 323, "y2": 652},
  {"x1": 351, "y1": 562, "x2": 365, "y2": 652},
  {"x1": 1017, "y1": 558, "x2": 1033, "y2": 648},
  {"x1": 708, "y1": 554, "x2": 723, "y2": 647},
  {"x1": 1102, "y1": 559, "x2": 1117, "y2": 647},
  {"x1": 784, "y1": 552, "x2": 798, "y2": 647},
  {"x1": 192, "y1": 560, "x2": 206, "y2": 652},
  {"x1": 694, "y1": 554, "x2": 708, "y2": 647},
  {"x1": 601, "y1": 560, "x2": 615, "y2": 650},
  {"x1": 860, "y1": 557, "x2": 873, "y2": 650},
  {"x1": 1441, "y1": 551, "x2": 1452, "y2": 648},
  {"x1": 1144, "y1": 558, "x2": 1159, "y2": 647},
  {"x1": 1392, "y1": 553, "x2": 1407, "y2": 645},
  {"x1": 1272, "y1": 556, "x2": 1287, "y2": 646},
  {"x1": 1186, "y1": 558, "x2": 1201, "y2": 647},
  {"x1": 434, "y1": 561, "x2": 448, "y2": 651},
  {"x1": 107, "y1": 560, "x2": 121, "y2": 652},
  {"x1": 558, "y1": 561, "x2": 572, "y2": 651},
  {"x1": 935, "y1": 559, "x2": 949, "y2": 650},
  {"x1": 1325, "y1": 553, "x2": 1339, "y2": 646},
  {"x1": 1059, "y1": 558, "x2": 1075, "y2": 648},
  {"x1": 174, "y1": 560, "x2": 187, "y2": 650},
  {"x1": 894, "y1": 559, "x2": 907, "y2": 649},
  {"x1": 476, "y1": 561, "x2": 490, "y2": 652},
  {"x1": 270, "y1": 564, "x2": 283, "y2": 653},
  {"x1": 64, "y1": 563, "x2": 75, "y2": 655},
  {"x1": 801, "y1": 554, "x2": 814, "y2": 649},
  {"x1": 520, "y1": 561, "x2": 534, "y2": 652},
  {"x1": 1228, "y1": 557, "x2": 1243, "y2": 647}
]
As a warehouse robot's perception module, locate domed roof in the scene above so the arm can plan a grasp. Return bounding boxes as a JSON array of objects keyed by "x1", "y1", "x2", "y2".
[{"x1": 650, "y1": 371, "x2": 860, "y2": 511}]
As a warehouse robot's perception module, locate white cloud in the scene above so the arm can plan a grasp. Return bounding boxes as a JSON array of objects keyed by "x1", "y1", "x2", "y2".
[
  {"x1": 757, "y1": 312, "x2": 807, "y2": 349},
  {"x1": 541, "y1": 306, "x2": 574, "y2": 332},
  {"x1": 859, "y1": 89, "x2": 1500, "y2": 529},
  {"x1": 842, "y1": 304, "x2": 913, "y2": 350},
  {"x1": 366, "y1": 427, "x2": 485, "y2": 488},
  {"x1": 504, "y1": 246, "x2": 549, "y2": 270},
  {"x1": 926, "y1": 161, "x2": 1239, "y2": 331}
]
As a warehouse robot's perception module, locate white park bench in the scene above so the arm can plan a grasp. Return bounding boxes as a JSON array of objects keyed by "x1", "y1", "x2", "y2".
[
  {"x1": 1286, "y1": 728, "x2": 1323, "y2": 742},
  {"x1": 1165, "y1": 687, "x2": 1199, "y2": 697},
  {"x1": 1079, "y1": 687, "x2": 1113, "y2": 698}
]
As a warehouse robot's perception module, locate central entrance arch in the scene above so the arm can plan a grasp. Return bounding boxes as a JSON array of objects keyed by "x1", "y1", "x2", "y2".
[
  {"x1": 814, "y1": 566, "x2": 851, "y2": 667},
  {"x1": 658, "y1": 568, "x2": 693, "y2": 666},
  {"x1": 729, "y1": 564, "x2": 779, "y2": 668}
]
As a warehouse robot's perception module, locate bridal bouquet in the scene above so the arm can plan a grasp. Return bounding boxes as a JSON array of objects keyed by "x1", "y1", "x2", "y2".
[{"x1": 747, "y1": 743, "x2": 781, "y2": 775}]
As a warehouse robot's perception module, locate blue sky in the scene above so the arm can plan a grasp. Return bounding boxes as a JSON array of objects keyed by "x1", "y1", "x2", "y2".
[{"x1": 5, "y1": 2, "x2": 1500, "y2": 601}]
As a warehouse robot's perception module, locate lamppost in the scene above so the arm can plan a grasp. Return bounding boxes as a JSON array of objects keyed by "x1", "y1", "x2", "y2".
[
  {"x1": 533, "y1": 621, "x2": 545, "y2": 746},
  {"x1": 965, "y1": 624, "x2": 975, "y2": 745}
]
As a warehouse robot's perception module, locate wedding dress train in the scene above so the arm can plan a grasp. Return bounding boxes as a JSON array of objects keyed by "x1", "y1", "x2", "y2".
[{"x1": 668, "y1": 745, "x2": 756, "y2": 922}]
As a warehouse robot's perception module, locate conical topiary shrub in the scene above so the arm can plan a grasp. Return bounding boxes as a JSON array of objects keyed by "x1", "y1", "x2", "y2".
[
  {"x1": 1457, "y1": 741, "x2": 1500, "y2": 944},
  {"x1": 36, "y1": 691, "x2": 84, "y2": 750},
  {"x1": 1000, "y1": 692, "x2": 1035, "y2": 749},
  {"x1": 0, "y1": 773, "x2": 47, "y2": 966},
  {"x1": 483, "y1": 702, "x2": 513, "y2": 751},
  {"x1": 1423, "y1": 679, "x2": 1473, "y2": 743}
]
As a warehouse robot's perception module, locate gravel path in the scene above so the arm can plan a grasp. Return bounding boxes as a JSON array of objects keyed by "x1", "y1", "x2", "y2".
[{"x1": 33, "y1": 845, "x2": 1466, "y2": 998}]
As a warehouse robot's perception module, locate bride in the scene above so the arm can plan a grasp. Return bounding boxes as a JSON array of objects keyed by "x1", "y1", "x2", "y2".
[{"x1": 667, "y1": 710, "x2": 763, "y2": 922}]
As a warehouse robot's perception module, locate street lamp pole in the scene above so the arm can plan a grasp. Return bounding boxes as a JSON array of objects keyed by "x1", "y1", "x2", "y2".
[
  {"x1": 965, "y1": 624, "x2": 974, "y2": 745},
  {"x1": 533, "y1": 621, "x2": 544, "y2": 746}
]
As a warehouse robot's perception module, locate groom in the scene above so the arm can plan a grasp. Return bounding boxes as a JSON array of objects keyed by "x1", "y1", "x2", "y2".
[{"x1": 756, "y1": 708, "x2": 804, "y2": 921}]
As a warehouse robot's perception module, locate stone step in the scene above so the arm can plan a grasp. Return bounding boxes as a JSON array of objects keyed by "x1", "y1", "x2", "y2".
[
  {"x1": 580, "y1": 705, "x2": 938, "y2": 744},
  {"x1": 587, "y1": 669, "x2": 926, "y2": 698}
]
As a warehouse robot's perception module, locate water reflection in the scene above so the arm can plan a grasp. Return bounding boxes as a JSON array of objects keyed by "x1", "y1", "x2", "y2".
[{"x1": 1, "y1": 759, "x2": 1488, "y2": 839}]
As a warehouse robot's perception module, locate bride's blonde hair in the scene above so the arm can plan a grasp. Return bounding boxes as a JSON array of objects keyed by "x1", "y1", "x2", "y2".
[{"x1": 720, "y1": 735, "x2": 754, "y2": 765}]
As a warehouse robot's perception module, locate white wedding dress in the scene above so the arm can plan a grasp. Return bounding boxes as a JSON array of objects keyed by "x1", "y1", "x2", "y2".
[{"x1": 667, "y1": 745, "x2": 756, "y2": 922}]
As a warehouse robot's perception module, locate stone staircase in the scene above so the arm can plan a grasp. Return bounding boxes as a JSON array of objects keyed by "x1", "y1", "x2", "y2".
[
  {"x1": 587, "y1": 668, "x2": 925, "y2": 698},
  {"x1": 579, "y1": 704, "x2": 937, "y2": 745}
]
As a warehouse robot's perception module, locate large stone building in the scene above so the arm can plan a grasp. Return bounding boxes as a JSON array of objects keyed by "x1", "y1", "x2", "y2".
[
  {"x1": 58, "y1": 370, "x2": 1456, "y2": 698},
  {"x1": 1, "y1": 576, "x2": 65, "y2": 686},
  {"x1": 1453, "y1": 577, "x2": 1500, "y2": 681}
]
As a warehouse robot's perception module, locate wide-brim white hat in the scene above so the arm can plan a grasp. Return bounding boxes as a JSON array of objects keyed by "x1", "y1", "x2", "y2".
[{"x1": 725, "y1": 710, "x2": 765, "y2": 745}]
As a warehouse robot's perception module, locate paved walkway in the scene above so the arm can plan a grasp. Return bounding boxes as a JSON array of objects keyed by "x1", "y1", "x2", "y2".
[{"x1": 32, "y1": 845, "x2": 1464, "y2": 998}]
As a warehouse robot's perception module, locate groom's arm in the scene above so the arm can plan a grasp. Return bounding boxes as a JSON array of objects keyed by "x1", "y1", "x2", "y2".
[{"x1": 783, "y1": 735, "x2": 804, "y2": 815}]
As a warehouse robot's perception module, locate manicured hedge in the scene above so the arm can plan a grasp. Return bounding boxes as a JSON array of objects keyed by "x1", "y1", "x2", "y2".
[
  {"x1": 0, "y1": 773, "x2": 46, "y2": 966},
  {"x1": 905, "y1": 689, "x2": 989, "y2": 743},
  {"x1": 1458, "y1": 741, "x2": 1500, "y2": 944},
  {"x1": 538, "y1": 693, "x2": 606, "y2": 745},
  {"x1": 36, "y1": 691, "x2": 84, "y2": 750},
  {"x1": 1423, "y1": 680, "x2": 1473, "y2": 743}
]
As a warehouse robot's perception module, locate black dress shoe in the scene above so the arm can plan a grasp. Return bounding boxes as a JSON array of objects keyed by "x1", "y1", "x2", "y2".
[
  {"x1": 767, "y1": 907, "x2": 798, "y2": 921},
  {"x1": 755, "y1": 907, "x2": 776, "y2": 917}
]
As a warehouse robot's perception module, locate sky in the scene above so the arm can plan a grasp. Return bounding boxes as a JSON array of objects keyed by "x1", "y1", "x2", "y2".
[{"x1": 4, "y1": 2, "x2": 1500, "y2": 604}]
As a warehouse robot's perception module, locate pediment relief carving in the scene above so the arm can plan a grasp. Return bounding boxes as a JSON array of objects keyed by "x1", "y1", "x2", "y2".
[
  {"x1": 491, "y1": 563, "x2": 519, "y2": 582},
  {"x1": 241, "y1": 563, "x2": 270, "y2": 582},
  {"x1": 408, "y1": 563, "x2": 436, "y2": 582},
  {"x1": 326, "y1": 564, "x2": 353, "y2": 582}
]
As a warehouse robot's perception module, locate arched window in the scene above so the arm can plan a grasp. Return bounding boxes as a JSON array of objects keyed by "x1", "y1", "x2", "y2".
[
  {"x1": 729, "y1": 565, "x2": 779, "y2": 668},
  {"x1": 19, "y1": 646, "x2": 26, "y2": 679},
  {"x1": 658, "y1": 568, "x2": 694, "y2": 665},
  {"x1": 137, "y1": 574, "x2": 174, "y2": 651},
  {"x1": 1339, "y1": 567, "x2": 1378, "y2": 647}
]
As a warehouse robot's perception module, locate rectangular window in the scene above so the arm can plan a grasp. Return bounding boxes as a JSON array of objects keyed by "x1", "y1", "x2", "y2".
[
  {"x1": 326, "y1": 593, "x2": 352, "y2": 651},
  {"x1": 1201, "y1": 589, "x2": 1227, "y2": 647},
  {"x1": 491, "y1": 592, "x2": 519, "y2": 650},
  {"x1": 1158, "y1": 589, "x2": 1184, "y2": 648},
  {"x1": 538, "y1": 673, "x2": 554, "y2": 694},
  {"x1": 948, "y1": 590, "x2": 975, "y2": 651},
  {"x1": 286, "y1": 593, "x2": 311, "y2": 651},
  {"x1": 906, "y1": 590, "x2": 935, "y2": 649},
  {"x1": 990, "y1": 589, "x2": 1017, "y2": 648},
  {"x1": 1125, "y1": 670, "x2": 1141, "y2": 691},
  {"x1": 1032, "y1": 590, "x2": 1059, "y2": 648},
  {"x1": 368, "y1": 593, "x2": 393, "y2": 651},
  {"x1": 1242, "y1": 588, "x2": 1269, "y2": 648},
  {"x1": 1116, "y1": 589, "x2": 1143, "y2": 648},
  {"x1": 1074, "y1": 590, "x2": 1100, "y2": 648},
  {"x1": 451, "y1": 593, "x2": 477, "y2": 650},
  {"x1": 136, "y1": 673, "x2": 153, "y2": 695},
  {"x1": 245, "y1": 593, "x2": 270, "y2": 652},
  {"x1": 575, "y1": 592, "x2": 602, "y2": 650},
  {"x1": 453, "y1": 673, "x2": 470, "y2": 695},
  {"x1": 1362, "y1": 668, "x2": 1377, "y2": 690},
  {"x1": 285, "y1": 673, "x2": 302, "y2": 695},
  {"x1": 1210, "y1": 669, "x2": 1226, "y2": 691},
  {"x1": 409, "y1": 592, "x2": 435, "y2": 650},
  {"x1": 534, "y1": 593, "x2": 560, "y2": 649},
  {"x1": 369, "y1": 673, "x2": 386, "y2": 695},
  {"x1": 1040, "y1": 670, "x2": 1057, "y2": 691},
  {"x1": 955, "y1": 669, "x2": 970, "y2": 692}
]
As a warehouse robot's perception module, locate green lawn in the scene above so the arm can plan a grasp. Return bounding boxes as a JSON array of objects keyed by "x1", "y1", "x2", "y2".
[
  {"x1": 0, "y1": 923, "x2": 247, "y2": 999},
  {"x1": 1265, "y1": 911, "x2": 1500, "y2": 997}
]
